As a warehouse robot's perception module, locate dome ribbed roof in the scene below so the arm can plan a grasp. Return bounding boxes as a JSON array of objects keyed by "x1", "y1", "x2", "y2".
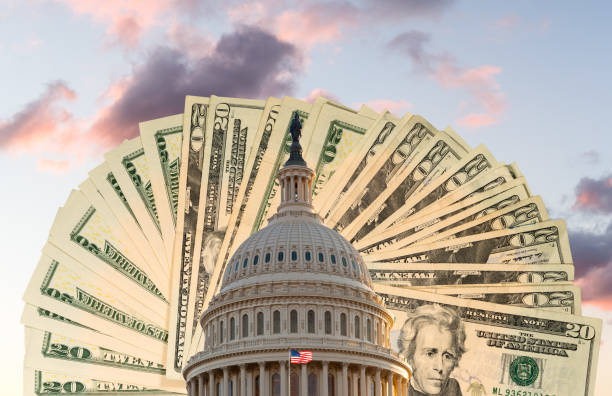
[{"x1": 220, "y1": 211, "x2": 373, "y2": 292}]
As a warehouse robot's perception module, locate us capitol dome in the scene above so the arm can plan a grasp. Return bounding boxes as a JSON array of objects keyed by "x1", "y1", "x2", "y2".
[{"x1": 184, "y1": 114, "x2": 411, "y2": 396}]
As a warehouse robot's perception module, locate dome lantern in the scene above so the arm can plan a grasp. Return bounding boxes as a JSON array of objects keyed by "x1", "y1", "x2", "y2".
[{"x1": 275, "y1": 112, "x2": 316, "y2": 216}]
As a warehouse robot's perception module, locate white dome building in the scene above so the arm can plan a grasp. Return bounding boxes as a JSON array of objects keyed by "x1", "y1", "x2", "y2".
[{"x1": 184, "y1": 120, "x2": 410, "y2": 396}]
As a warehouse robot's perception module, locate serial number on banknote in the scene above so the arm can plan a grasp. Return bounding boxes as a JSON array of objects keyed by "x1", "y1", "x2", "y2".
[{"x1": 492, "y1": 388, "x2": 556, "y2": 396}]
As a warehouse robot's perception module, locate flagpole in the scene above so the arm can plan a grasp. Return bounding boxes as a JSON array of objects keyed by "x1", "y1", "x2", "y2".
[{"x1": 288, "y1": 349, "x2": 291, "y2": 396}]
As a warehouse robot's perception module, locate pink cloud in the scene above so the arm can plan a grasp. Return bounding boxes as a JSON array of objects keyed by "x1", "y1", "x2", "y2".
[
  {"x1": 106, "y1": 15, "x2": 142, "y2": 48},
  {"x1": 576, "y1": 260, "x2": 612, "y2": 309},
  {"x1": 388, "y1": 31, "x2": 506, "y2": 128},
  {"x1": 37, "y1": 158, "x2": 72, "y2": 173},
  {"x1": 274, "y1": 3, "x2": 360, "y2": 49},
  {"x1": 435, "y1": 63, "x2": 506, "y2": 128},
  {"x1": 1, "y1": 26, "x2": 301, "y2": 173},
  {"x1": 573, "y1": 174, "x2": 612, "y2": 213},
  {"x1": 53, "y1": 0, "x2": 199, "y2": 47},
  {"x1": 493, "y1": 15, "x2": 520, "y2": 29},
  {"x1": 167, "y1": 23, "x2": 214, "y2": 60},
  {"x1": 227, "y1": 1, "x2": 361, "y2": 50},
  {"x1": 362, "y1": 99, "x2": 412, "y2": 116},
  {"x1": 302, "y1": 88, "x2": 341, "y2": 104},
  {"x1": 0, "y1": 81, "x2": 79, "y2": 153}
]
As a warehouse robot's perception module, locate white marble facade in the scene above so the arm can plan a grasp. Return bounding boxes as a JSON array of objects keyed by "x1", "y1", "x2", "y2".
[{"x1": 184, "y1": 152, "x2": 410, "y2": 396}]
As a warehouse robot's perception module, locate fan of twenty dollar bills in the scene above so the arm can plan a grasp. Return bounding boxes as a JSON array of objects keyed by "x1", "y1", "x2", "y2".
[{"x1": 21, "y1": 95, "x2": 601, "y2": 395}]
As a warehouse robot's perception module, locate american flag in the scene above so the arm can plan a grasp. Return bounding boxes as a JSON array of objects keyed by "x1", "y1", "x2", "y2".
[{"x1": 290, "y1": 349, "x2": 312, "y2": 364}]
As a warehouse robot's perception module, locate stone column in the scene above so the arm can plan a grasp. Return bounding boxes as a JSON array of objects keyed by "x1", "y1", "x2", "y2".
[
  {"x1": 360, "y1": 366, "x2": 366, "y2": 396},
  {"x1": 352, "y1": 370, "x2": 359, "y2": 396},
  {"x1": 374, "y1": 370, "x2": 381, "y2": 396},
  {"x1": 259, "y1": 363, "x2": 266, "y2": 396},
  {"x1": 199, "y1": 374, "x2": 205, "y2": 396},
  {"x1": 300, "y1": 363, "x2": 307, "y2": 396},
  {"x1": 387, "y1": 372, "x2": 393, "y2": 396},
  {"x1": 342, "y1": 364, "x2": 348, "y2": 396},
  {"x1": 321, "y1": 362, "x2": 329, "y2": 396},
  {"x1": 280, "y1": 361, "x2": 287, "y2": 396},
  {"x1": 232, "y1": 373, "x2": 239, "y2": 396},
  {"x1": 224, "y1": 368, "x2": 230, "y2": 396},
  {"x1": 240, "y1": 365, "x2": 247, "y2": 396},
  {"x1": 247, "y1": 370, "x2": 254, "y2": 396},
  {"x1": 209, "y1": 372, "x2": 216, "y2": 396}
]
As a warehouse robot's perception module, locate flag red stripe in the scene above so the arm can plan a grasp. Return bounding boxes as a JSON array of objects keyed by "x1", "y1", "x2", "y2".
[{"x1": 290, "y1": 351, "x2": 312, "y2": 364}]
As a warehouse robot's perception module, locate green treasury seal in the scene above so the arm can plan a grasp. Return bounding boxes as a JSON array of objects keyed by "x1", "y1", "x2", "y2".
[{"x1": 509, "y1": 356, "x2": 539, "y2": 386}]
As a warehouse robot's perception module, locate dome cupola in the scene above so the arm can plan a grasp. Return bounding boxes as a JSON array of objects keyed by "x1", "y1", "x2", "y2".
[{"x1": 219, "y1": 112, "x2": 373, "y2": 293}]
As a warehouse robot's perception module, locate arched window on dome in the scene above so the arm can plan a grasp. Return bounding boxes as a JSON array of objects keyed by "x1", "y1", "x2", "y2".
[
  {"x1": 307, "y1": 310, "x2": 315, "y2": 333},
  {"x1": 278, "y1": 251, "x2": 284, "y2": 262},
  {"x1": 290, "y1": 373, "x2": 299, "y2": 396},
  {"x1": 377, "y1": 321, "x2": 382, "y2": 345},
  {"x1": 308, "y1": 373, "x2": 318, "y2": 396},
  {"x1": 328, "y1": 374, "x2": 335, "y2": 396},
  {"x1": 330, "y1": 254, "x2": 336, "y2": 265},
  {"x1": 273, "y1": 310, "x2": 281, "y2": 334},
  {"x1": 291, "y1": 250, "x2": 298, "y2": 261},
  {"x1": 265, "y1": 252, "x2": 271, "y2": 263},
  {"x1": 324, "y1": 311, "x2": 332, "y2": 334},
  {"x1": 305, "y1": 251, "x2": 312, "y2": 262},
  {"x1": 340, "y1": 313, "x2": 347, "y2": 336},
  {"x1": 366, "y1": 318, "x2": 372, "y2": 342},
  {"x1": 243, "y1": 257, "x2": 248, "y2": 268},
  {"x1": 219, "y1": 320, "x2": 225, "y2": 343},
  {"x1": 290, "y1": 310, "x2": 298, "y2": 333},
  {"x1": 272, "y1": 373, "x2": 281, "y2": 396},
  {"x1": 253, "y1": 255, "x2": 259, "y2": 266},
  {"x1": 235, "y1": 260, "x2": 239, "y2": 272},
  {"x1": 354, "y1": 316, "x2": 360, "y2": 339},
  {"x1": 230, "y1": 317, "x2": 236, "y2": 341},
  {"x1": 318, "y1": 252, "x2": 324, "y2": 263},
  {"x1": 341, "y1": 257, "x2": 347, "y2": 267},
  {"x1": 242, "y1": 314, "x2": 249, "y2": 338},
  {"x1": 257, "y1": 312, "x2": 264, "y2": 335}
]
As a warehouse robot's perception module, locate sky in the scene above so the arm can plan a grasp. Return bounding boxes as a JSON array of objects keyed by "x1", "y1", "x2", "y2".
[{"x1": 1, "y1": 0, "x2": 611, "y2": 394}]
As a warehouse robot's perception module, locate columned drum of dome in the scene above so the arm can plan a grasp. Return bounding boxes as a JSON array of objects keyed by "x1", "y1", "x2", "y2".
[{"x1": 184, "y1": 126, "x2": 411, "y2": 396}]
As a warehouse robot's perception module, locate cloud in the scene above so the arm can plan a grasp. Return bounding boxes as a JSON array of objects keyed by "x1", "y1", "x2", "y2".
[
  {"x1": 388, "y1": 30, "x2": 505, "y2": 128},
  {"x1": 37, "y1": 158, "x2": 72, "y2": 173},
  {"x1": 1, "y1": 25, "x2": 301, "y2": 169},
  {"x1": 493, "y1": 15, "x2": 520, "y2": 29},
  {"x1": 573, "y1": 174, "x2": 612, "y2": 213},
  {"x1": 361, "y1": 99, "x2": 412, "y2": 115},
  {"x1": 569, "y1": 222, "x2": 612, "y2": 308},
  {"x1": 569, "y1": 223, "x2": 612, "y2": 278},
  {"x1": 580, "y1": 150, "x2": 600, "y2": 165},
  {"x1": 575, "y1": 261, "x2": 612, "y2": 309},
  {"x1": 274, "y1": 2, "x2": 360, "y2": 49},
  {"x1": 569, "y1": 175, "x2": 612, "y2": 307},
  {"x1": 227, "y1": 0, "x2": 454, "y2": 50},
  {"x1": 0, "y1": 81, "x2": 78, "y2": 153},
  {"x1": 167, "y1": 23, "x2": 214, "y2": 60},
  {"x1": 302, "y1": 88, "x2": 341, "y2": 104},
  {"x1": 363, "y1": 0, "x2": 454, "y2": 21},
  {"x1": 89, "y1": 25, "x2": 301, "y2": 146},
  {"x1": 54, "y1": 0, "x2": 202, "y2": 48}
]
